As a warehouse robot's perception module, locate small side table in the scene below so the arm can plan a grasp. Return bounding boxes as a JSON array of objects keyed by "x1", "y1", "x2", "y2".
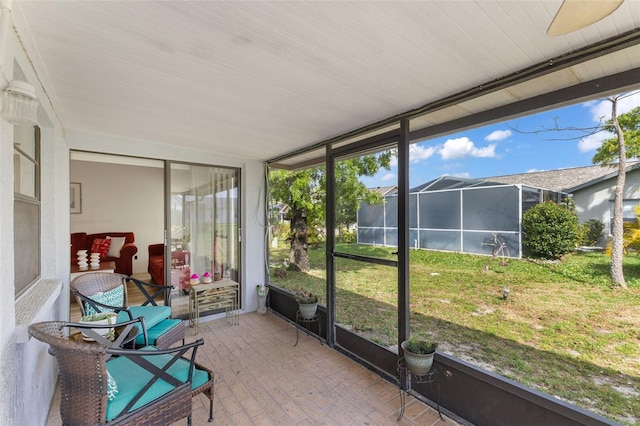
[
  {"x1": 294, "y1": 311, "x2": 321, "y2": 346},
  {"x1": 69, "y1": 323, "x2": 139, "y2": 350},
  {"x1": 189, "y1": 279, "x2": 239, "y2": 334}
]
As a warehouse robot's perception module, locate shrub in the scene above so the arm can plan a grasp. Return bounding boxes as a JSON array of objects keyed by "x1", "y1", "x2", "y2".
[
  {"x1": 338, "y1": 228, "x2": 356, "y2": 244},
  {"x1": 522, "y1": 201, "x2": 579, "y2": 259},
  {"x1": 577, "y1": 219, "x2": 605, "y2": 247},
  {"x1": 272, "y1": 222, "x2": 290, "y2": 241}
]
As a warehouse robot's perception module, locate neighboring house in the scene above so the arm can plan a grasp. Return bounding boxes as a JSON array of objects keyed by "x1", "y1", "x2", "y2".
[
  {"x1": 357, "y1": 176, "x2": 566, "y2": 258},
  {"x1": 487, "y1": 162, "x2": 640, "y2": 240}
]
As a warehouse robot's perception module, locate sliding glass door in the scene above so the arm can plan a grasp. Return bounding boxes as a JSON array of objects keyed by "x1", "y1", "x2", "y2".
[{"x1": 168, "y1": 163, "x2": 240, "y2": 318}]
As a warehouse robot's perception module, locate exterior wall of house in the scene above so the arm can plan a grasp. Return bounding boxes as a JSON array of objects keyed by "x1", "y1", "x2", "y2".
[
  {"x1": 1, "y1": 16, "x2": 68, "y2": 425},
  {"x1": 572, "y1": 168, "x2": 640, "y2": 242},
  {"x1": 1, "y1": 16, "x2": 266, "y2": 426}
]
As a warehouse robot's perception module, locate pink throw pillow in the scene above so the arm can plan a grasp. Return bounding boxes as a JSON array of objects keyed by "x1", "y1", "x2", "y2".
[{"x1": 90, "y1": 238, "x2": 111, "y2": 258}]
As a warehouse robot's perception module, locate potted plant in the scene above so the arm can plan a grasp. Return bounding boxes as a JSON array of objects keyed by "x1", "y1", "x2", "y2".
[
  {"x1": 79, "y1": 312, "x2": 117, "y2": 341},
  {"x1": 294, "y1": 290, "x2": 319, "y2": 319},
  {"x1": 401, "y1": 336, "x2": 437, "y2": 376}
]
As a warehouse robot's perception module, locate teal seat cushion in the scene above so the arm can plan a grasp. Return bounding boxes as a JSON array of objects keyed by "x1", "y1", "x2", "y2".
[
  {"x1": 135, "y1": 318, "x2": 182, "y2": 346},
  {"x1": 105, "y1": 346, "x2": 209, "y2": 421},
  {"x1": 116, "y1": 305, "x2": 171, "y2": 330}
]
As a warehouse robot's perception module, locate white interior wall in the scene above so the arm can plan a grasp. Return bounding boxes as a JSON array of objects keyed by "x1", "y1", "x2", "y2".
[{"x1": 70, "y1": 160, "x2": 164, "y2": 275}]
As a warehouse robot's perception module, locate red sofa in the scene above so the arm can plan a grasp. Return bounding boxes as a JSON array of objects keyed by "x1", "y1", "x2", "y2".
[
  {"x1": 148, "y1": 243, "x2": 165, "y2": 285},
  {"x1": 71, "y1": 232, "x2": 138, "y2": 275},
  {"x1": 148, "y1": 243, "x2": 190, "y2": 290}
]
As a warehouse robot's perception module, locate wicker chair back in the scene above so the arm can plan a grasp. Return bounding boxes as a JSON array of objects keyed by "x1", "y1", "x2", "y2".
[{"x1": 71, "y1": 273, "x2": 129, "y2": 316}]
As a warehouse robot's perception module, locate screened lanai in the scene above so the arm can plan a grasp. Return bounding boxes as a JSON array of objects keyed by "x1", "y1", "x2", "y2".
[
  {"x1": 357, "y1": 176, "x2": 567, "y2": 258},
  {"x1": 7, "y1": 2, "x2": 640, "y2": 426}
]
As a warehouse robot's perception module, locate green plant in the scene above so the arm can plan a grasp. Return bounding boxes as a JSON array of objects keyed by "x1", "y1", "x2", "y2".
[
  {"x1": 522, "y1": 201, "x2": 579, "y2": 259},
  {"x1": 578, "y1": 219, "x2": 605, "y2": 246},
  {"x1": 272, "y1": 222, "x2": 290, "y2": 242},
  {"x1": 404, "y1": 336, "x2": 437, "y2": 354},
  {"x1": 269, "y1": 243, "x2": 640, "y2": 422},
  {"x1": 294, "y1": 290, "x2": 318, "y2": 304},
  {"x1": 338, "y1": 227, "x2": 356, "y2": 244},
  {"x1": 80, "y1": 312, "x2": 117, "y2": 322}
]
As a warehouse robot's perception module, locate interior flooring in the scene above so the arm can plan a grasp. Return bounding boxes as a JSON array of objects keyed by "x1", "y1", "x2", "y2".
[{"x1": 47, "y1": 312, "x2": 457, "y2": 425}]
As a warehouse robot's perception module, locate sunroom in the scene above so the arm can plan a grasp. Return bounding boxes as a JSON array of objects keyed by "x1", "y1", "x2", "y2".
[{"x1": 3, "y1": 1, "x2": 640, "y2": 425}]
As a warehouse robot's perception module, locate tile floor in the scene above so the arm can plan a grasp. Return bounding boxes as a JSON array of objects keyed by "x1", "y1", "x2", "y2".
[{"x1": 47, "y1": 312, "x2": 457, "y2": 425}]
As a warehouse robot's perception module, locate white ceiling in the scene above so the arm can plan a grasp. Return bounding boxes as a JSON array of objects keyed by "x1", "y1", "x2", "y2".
[{"x1": 11, "y1": 1, "x2": 640, "y2": 163}]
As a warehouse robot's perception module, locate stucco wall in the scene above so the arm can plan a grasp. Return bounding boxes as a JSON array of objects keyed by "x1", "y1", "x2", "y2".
[
  {"x1": 1, "y1": 13, "x2": 69, "y2": 425},
  {"x1": 1, "y1": 15, "x2": 266, "y2": 426},
  {"x1": 572, "y1": 169, "x2": 640, "y2": 240}
]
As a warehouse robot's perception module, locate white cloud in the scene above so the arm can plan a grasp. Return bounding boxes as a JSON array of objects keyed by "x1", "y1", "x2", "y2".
[
  {"x1": 587, "y1": 92, "x2": 640, "y2": 122},
  {"x1": 526, "y1": 168, "x2": 543, "y2": 173},
  {"x1": 380, "y1": 173, "x2": 396, "y2": 182},
  {"x1": 451, "y1": 172, "x2": 471, "y2": 179},
  {"x1": 409, "y1": 144, "x2": 439, "y2": 163},
  {"x1": 485, "y1": 129, "x2": 512, "y2": 141},
  {"x1": 577, "y1": 92, "x2": 639, "y2": 152},
  {"x1": 578, "y1": 130, "x2": 612, "y2": 152},
  {"x1": 439, "y1": 137, "x2": 497, "y2": 160}
]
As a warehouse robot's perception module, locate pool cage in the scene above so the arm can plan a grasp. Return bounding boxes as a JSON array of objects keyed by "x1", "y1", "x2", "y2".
[{"x1": 357, "y1": 176, "x2": 567, "y2": 258}]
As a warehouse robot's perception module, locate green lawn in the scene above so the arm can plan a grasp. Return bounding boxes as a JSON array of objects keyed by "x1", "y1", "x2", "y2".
[{"x1": 270, "y1": 243, "x2": 640, "y2": 424}]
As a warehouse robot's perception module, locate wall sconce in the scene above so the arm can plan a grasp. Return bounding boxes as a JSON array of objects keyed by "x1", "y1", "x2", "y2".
[{"x1": 1, "y1": 79, "x2": 38, "y2": 126}]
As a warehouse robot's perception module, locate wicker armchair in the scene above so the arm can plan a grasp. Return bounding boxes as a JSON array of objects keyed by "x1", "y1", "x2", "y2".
[
  {"x1": 71, "y1": 273, "x2": 172, "y2": 314},
  {"x1": 71, "y1": 273, "x2": 185, "y2": 349},
  {"x1": 29, "y1": 321, "x2": 215, "y2": 425}
]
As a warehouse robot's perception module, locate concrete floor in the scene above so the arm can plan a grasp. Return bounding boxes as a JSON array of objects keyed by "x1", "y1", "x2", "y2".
[{"x1": 47, "y1": 312, "x2": 456, "y2": 425}]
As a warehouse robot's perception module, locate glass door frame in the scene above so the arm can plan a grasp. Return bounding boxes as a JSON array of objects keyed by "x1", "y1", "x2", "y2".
[
  {"x1": 164, "y1": 160, "x2": 242, "y2": 316},
  {"x1": 325, "y1": 119, "x2": 410, "y2": 354}
]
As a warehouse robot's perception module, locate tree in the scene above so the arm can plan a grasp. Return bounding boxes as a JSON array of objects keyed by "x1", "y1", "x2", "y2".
[
  {"x1": 269, "y1": 153, "x2": 392, "y2": 272},
  {"x1": 512, "y1": 93, "x2": 639, "y2": 287},
  {"x1": 591, "y1": 100, "x2": 640, "y2": 288}
]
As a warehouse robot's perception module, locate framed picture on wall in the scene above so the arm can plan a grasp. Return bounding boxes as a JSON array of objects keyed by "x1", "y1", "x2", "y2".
[{"x1": 70, "y1": 182, "x2": 82, "y2": 214}]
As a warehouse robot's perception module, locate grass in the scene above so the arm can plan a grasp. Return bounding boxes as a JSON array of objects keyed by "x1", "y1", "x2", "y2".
[{"x1": 270, "y1": 243, "x2": 640, "y2": 424}]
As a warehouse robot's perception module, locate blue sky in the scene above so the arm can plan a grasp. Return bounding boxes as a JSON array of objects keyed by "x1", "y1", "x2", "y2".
[{"x1": 363, "y1": 92, "x2": 640, "y2": 189}]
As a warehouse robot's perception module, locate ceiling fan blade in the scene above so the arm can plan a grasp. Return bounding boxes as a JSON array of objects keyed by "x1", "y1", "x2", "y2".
[{"x1": 547, "y1": 0, "x2": 624, "y2": 36}]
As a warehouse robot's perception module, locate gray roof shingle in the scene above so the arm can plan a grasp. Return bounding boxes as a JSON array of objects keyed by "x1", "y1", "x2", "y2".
[{"x1": 481, "y1": 162, "x2": 640, "y2": 193}]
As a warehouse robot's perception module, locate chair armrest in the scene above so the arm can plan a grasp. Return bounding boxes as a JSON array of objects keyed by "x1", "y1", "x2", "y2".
[
  {"x1": 65, "y1": 317, "x2": 148, "y2": 351},
  {"x1": 120, "y1": 242, "x2": 138, "y2": 258},
  {"x1": 126, "y1": 276, "x2": 173, "y2": 306},
  {"x1": 73, "y1": 290, "x2": 134, "y2": 320},
  {"x1": 148, "y1": 243, "x2": 164, "y2": 257}
]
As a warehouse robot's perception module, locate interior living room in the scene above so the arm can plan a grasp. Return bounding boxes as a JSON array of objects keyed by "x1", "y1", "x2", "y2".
[{"x1": 3, "y1": 1, "x2": 640, "y2": 425}]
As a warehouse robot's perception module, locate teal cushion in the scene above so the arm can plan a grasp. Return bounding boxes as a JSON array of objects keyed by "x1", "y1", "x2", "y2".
[
  {"x1": 135, "y1": 319, "x2": 182, "y2": 346},
  {"x1": 116, "y1": 305, "x2": 171, "y2": 330},
  {"x1": 84, "y1": 286, "x2": 125, "y2": 316},
  {"x1": 105, "y1": 346, "x2": 209, "y2": 421}
]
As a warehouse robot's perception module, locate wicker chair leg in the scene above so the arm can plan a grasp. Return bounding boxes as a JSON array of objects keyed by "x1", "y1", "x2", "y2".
[
  {"x1": 208, "y1": 398, "x2": 214, "y2": 422},
  {"x1": 188, "y1": 414, "x2": 192, "y2": 426}
]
